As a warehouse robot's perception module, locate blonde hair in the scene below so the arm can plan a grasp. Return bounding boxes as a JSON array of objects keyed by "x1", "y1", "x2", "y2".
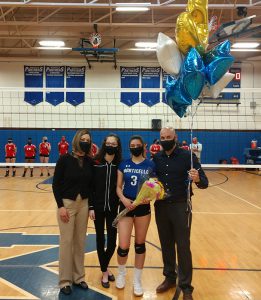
[{"x1": 72, "y1": 129, "x2": 92, "y2": 154}]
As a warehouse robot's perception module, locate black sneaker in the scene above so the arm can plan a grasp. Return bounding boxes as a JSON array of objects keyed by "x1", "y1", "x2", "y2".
[
  {"x1": 12, "y1": 171, "x2": 16, "y2": 177},
  {"x1": 73, "y1": 281, "x2": 88, "y2": 290},
  {"x1": 22, "y1": 173, "x2": 26, "y2": 177},
  {"x1": 5, "y1": 172, "x2": 9, "y2": 177},
  {"x1": 40, "y1": 173, "x2": 43, "y2": 176}
]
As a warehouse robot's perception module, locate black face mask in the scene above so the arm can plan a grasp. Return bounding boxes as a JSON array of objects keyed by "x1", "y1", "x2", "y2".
[
  {"x1": 79, "y1": 141, "x2": 91, "y2": 154},
  {"x1": 28, "y1": 141, "x2": 32, "y2": 145},
  {"x1": 8, "y1": 140, "x2": 12, "y2": 144},
  {"x1": 130, "y1": 146, "x2": 143, "y2": 157},
  {"x1": 105, "y1": 145, "x2": 118, "y2": 155},
  {"x1": 44, "y1": 139, "x2": 48, "y2": 142},
  {"x1": 161, "y1": 139, "x2": 176, "y2": 151}
]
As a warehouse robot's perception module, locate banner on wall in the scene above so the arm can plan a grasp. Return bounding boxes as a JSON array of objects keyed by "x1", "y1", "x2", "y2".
[
  {"x1": 161, "y1": 70, "x2": 169, "y2": 104},
  {"x1": 66, "y1": 66, "x2": 85, "y2": 106},
  {"x1": 46, "y1": 66, "x2": 65, "y2": 106},
  {"x1": 141, "y1": 67, "x2": 160, "y2": 107},
  {"x1": 120, "y1": 66, "x2": 140, "y2": 106},
  {"x1": 24, "y1": 66, "x2": 44, "y2": 106}
]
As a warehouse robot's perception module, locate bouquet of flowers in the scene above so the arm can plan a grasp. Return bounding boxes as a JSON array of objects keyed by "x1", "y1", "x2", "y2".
[{"x1": 112, "y1": 178, "x2": 165, "y2": 227}]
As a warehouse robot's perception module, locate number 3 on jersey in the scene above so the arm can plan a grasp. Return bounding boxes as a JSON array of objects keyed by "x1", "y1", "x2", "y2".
[{"x1": 131, "y1": 175, "x2": 138, "y2": 186}]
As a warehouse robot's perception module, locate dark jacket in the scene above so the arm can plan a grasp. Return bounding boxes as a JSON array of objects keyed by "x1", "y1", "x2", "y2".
[
  {"x1": 90, "y1": 158, "x2": 119, "y2": 212},
  {"x1": 153, "y1": 147, "x2": 208, "y2": 202},
  {"x1": 52, "y1": 154, "x2": 93, "y2": 208}
]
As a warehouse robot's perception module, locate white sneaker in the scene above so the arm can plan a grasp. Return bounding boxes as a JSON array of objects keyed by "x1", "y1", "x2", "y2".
[
  {"x1": 133, "y1": 279, "x2": 143, "y2": 296},
  {"x1": 116, "y1": 270, "x2": 126, "y2": 289}
]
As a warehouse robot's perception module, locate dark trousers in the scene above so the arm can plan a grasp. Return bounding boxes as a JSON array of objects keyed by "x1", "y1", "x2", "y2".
[
  {"x1": 94, "y1": 209, "x2": 117, "y2": 272},
  {"x1": 155, "y1": 201, "x2": 193, "y2": 294}
]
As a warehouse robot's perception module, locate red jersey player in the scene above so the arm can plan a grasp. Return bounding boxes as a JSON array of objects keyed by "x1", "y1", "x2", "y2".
[
  {"x1": 91, "y1": 143, "x2": 99, "y2": 158},
  {"x1": 39, "y1": 136, "x2": 51, "y2": 176},
  {"x1": 22, "y1": 138, "x2": 37, "y2": 177},
  {"x1": 149, "y1": 139, "x2": 162, "y2": 158},
  {"x1": 58, "y1": 136, "x2": 69, "y2": 156},
  {"x1": 181, "y1": 140, "x2": 190, "y2": 151},
  {"x1": 5, "y1": 138, "x2": 17, "y2": 177}
]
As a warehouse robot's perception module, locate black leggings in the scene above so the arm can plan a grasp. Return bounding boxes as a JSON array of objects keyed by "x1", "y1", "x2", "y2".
[{"x1": 94, "y1": 210, "x2": 118, "y2": 272}]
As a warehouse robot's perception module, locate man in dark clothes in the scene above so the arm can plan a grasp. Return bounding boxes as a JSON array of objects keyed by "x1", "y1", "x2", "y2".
[{"x1": 153, "y1": 126, "x2": 208, "y2": 300}]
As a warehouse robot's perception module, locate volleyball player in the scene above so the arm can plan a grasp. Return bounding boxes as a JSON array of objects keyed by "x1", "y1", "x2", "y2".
[
  {"x1": 22, "y1": 138, "x2": 36, "y2": 177},
  {"x1": 5, "y1": 138, "x2": 17, "y2": 177},
  {"x1": 58, "y1": 136, "x2": 69, "y2": 156},
  {"x1": 39, "y1": 136, "x2": 51, "y2": 176},
  {"x1": 116, "y1": 135, "x2": 155, "y2": 296}
]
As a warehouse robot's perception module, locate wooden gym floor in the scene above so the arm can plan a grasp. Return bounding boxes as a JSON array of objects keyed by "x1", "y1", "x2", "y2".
[{"x1": 0, "y1": 168, "x2": 260, "y2": 300}]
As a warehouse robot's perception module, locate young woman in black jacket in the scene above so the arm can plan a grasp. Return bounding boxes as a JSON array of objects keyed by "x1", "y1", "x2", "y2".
[{"x1": 89, "y1": 133, "x2": 122, "y2": 288}]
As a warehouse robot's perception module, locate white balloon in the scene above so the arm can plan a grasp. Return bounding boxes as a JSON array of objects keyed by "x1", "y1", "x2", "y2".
[
  {"x1": 156, "y1": 32, "x2": 182, "y2": 76},
  {"x1": 202, "y1": 72, "x2": 235, "y2": 98}
]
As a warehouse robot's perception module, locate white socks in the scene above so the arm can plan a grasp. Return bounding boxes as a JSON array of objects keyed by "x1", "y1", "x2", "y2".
[
  {"x1": 116, "y1": 264, "x2": 126, "y2": 289},
  {"x1": 133, "y1": 268, "x2": 143, "y2": 296}
]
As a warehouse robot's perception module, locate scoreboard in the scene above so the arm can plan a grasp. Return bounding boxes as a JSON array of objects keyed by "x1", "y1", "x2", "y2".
[{"x1": 220, "y1": 67, "x2": 241, "y2": 100}]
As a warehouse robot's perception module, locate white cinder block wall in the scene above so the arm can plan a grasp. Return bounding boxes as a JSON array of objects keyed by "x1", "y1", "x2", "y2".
[{"x1": 0, "y1": 60, "x2": 260, "y2": 130}]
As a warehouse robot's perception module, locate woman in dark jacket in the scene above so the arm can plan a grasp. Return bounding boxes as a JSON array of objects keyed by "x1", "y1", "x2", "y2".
[
  {"x1": 52, "y1": 129, "x2": 93, "y2": 295},
  {"x1": 89, "y1": 133, "x2": 122, "y2": 288}
]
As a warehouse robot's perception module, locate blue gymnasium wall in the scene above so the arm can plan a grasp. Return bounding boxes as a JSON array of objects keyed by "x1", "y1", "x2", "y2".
[{"x1": 0, "y1": 129, "x2": 260, "y2": 164}]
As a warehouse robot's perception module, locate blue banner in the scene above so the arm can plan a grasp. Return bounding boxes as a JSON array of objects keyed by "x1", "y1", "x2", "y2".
[
  {"x1": 141, "y1": 67, "x2": 161, "y2": 88},
  {"x1": 141, "y1": 92, "x2": 160, "y2": 107},
  {"x1": 46, "y1": 66, "x2": 65, "y2": 106},
  {"x1": 141, "y1": 67, "x2": 160, "y2": 106},
  {"x1": 66, "y1": 66, "x2": 85, "y2": 106},
  {"x1": 24, "y1": 66, "x2": 44, "y2": 106},
  {"x1": 120, "y1": 67, "x2": 140, "y2": 88},
  {"x1": 162, "y1": 70, "x2": 169, "y2": 104},
  {"x1": 120, "y1": 92, "x2": 139, "y2": 107}
]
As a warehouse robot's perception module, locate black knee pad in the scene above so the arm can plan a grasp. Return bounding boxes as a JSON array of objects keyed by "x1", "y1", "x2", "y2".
[
  {"x1": 117, "y1": 246, "x2": 129, "y2": 257},
  {"x1": 135, "y1": 243, "x2": 146, "y2": 254}
]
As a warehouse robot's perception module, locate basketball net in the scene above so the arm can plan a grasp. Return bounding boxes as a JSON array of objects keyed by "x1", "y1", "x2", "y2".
[{"x1": 89, "y1": 32, "x2": 102, "y2": 48}]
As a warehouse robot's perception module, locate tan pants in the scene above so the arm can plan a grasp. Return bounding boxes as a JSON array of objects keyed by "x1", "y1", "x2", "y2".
[{"x1": 57, "y1": 194, "x2": 89, "y2": 288}]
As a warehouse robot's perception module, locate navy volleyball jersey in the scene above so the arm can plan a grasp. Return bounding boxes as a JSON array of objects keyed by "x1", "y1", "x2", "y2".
[{"x1": 118, "y1": 158, "x2": 156, "y2": 199}]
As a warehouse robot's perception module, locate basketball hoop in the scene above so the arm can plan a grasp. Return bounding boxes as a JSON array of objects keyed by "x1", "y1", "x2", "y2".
[
  {"x1": 209, "y1": 15, "x2": 218, "y2": 32},
  {"x1": 89, "y1": 32, "x2": 102, "y2": 48}
]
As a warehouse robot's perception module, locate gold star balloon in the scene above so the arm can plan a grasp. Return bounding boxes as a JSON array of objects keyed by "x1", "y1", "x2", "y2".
[{"x1": 176, "y1": 0, "x2": 209, "y2": 55}]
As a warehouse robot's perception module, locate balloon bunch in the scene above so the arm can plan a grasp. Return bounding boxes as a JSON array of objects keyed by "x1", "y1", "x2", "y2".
[{"x1": 157, "y1": 0, "x2": 235, "y2": 118}]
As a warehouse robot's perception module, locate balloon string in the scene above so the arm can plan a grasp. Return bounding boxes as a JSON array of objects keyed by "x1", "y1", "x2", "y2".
[{"x1": 186, "y1": 99, "x2": 201, "y2": 227}]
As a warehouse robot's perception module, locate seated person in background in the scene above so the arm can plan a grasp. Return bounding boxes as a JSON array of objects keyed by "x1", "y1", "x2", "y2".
[{"x1": 219, "y1": 159, "x2": 228, "y2": 164}]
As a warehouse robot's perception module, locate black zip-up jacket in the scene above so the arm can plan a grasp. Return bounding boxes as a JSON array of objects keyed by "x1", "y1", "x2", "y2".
[
  {"x1": 90, "y1": 158, "x2": 119, "y2": 212},
  {"x1": 52, "y1": 154, "x2": 93, "y2": 208},
  {"x1": 153, "y1": 147, "x2": 208, "y2": 202}
]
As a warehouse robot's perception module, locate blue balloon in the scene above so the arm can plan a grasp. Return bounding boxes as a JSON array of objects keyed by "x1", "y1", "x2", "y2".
[
  {"x1": 165, "y1": 76, "x2": 191, "y2": 118},
  {"x1": 182, "y1": 48, "x2": 205, "y2": 100},
  {"x1": 204, "y1": 40, "x2": 234, "y2": 85}
]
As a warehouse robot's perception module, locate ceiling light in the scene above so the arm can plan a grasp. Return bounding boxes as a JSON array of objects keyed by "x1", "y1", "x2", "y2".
[
  {"x1": 231, "y1": 48, "x2": 261, "y2": 52},
  {"x1": 39, "y1": 40, "x2": 65, "y2": 47},
  {"x1": 116, "y1": 7, "x2": 149, "y2": 11},
  {"x1": 232, "y1": 42, "x2": 259, "y2": 49},
  {"x1": 135, "y1": 42, "x2": 157, "y2": 48},
  {"x1": 36, "y1": 47, "x2": 71, "y2": 50},
  {"x1": 129, "y1": 48, "x2": 156, "y2": 51}
]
